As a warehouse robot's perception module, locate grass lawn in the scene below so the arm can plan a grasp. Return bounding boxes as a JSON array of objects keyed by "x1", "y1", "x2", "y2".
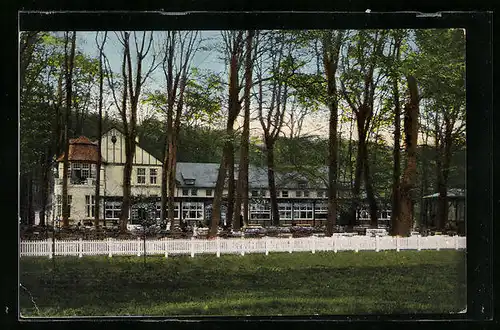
[{"x1": 19, "y1": 250, "x2": 466, "y2": 317}]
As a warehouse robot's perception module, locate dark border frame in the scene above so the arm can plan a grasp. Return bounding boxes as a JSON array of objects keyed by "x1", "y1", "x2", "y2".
[{"x1": 5, "y1": 6, "x2": 495, "y2": 330}]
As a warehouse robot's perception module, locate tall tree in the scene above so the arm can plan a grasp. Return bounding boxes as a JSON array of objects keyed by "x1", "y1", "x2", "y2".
[
  {"x1": 412, "y1": 29, "x2": 465, "y2": 230},
  {"x1": 160, "y1": 31, "x2": 200, "y2": 227},
  {"x1": 210, "y1": 31, "x2": 245, "y2": 237},
  {"x1": 340, "y1": 30, "x2": 387, "y2": 229},
  {"x1": 322, "y1": 30, "x2": 344, "y2": 236},
  {"x1": 232, "y1": 30, "x2": 256, "y2": 231},
  {"x1": 255, "y1": 32, "x2": 294, "y2": 226},
  {"x1": 61, "y1": 31, "x2": 77, "y2": 228},
  {"x1": 105, "y1": 31, "x2": 157, "y2": 233},
  {"x1": 385, "y1": 31, "x2": 405, "y2": 234},
  {"x1": 392, "y1": 76, "x2": 419, "y2": 235},
  {"x1": 94, "y1": 31, "x2": 107, "y2": 228}
]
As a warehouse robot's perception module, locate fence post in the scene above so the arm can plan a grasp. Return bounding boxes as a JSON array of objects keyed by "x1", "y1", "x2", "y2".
[
  {"x1": 417, "y1": 236, "x2": 421, "y2": 251},
  {"x1": 333, "y1": 237, "x2": 337, "y2": 253},
  {"x1": 375, "y1": 235, "x2": 379, "y2": 252},
  {"x1": 436, "y1": 236, "x2": 440, "y2": 251},
  {"x1": 79, "y1": 238, "x2": 83, "y2": 258},
  {"x1": 455, "y1": 235, "x2": 459, "y2": 250},
  {"x1": 191, "y1": 237, "x2": 195, "y2": 258},
  {"x1": 108, "y1": 238, "x2": 112, "y2": 258},
  {"x1": 353, "y1": 237, "x2": 359, "y2": 253},
  {"x1": 265, "y1": 236, "x2": 269, "y2": 256},
  {"x1": 312, "y1": 235, "x2": 316, "y2": 254},
  {"x1": 47, "y1": 239, "x2": 52, "y2": 259},
  {"x1": 289, "y1": 236, "x2": 293, "y2": 253},
  {"x1": 216, "y1": 237, "x2": 220, "y2": 257},
  {"x1": 164, "y1": 238, "x2": 168, "y2": 258},
  {"x1": 241, "y1": 236, "x2": 245, "y2": 256},
  {"x1": 136, "y1": 237, "x2": 141, "y2": 257},
  {"x1": 396, "y1": 236, "x2": 400, "y2": 252}
]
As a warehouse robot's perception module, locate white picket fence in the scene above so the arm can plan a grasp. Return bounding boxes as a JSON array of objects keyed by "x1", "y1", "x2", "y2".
[{"x1": 19, "y1": 235, "x2": 466, "y2": 258}]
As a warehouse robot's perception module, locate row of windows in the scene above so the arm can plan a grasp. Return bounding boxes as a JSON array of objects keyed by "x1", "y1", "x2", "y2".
[
  {"x1": 251, "y1": 190, "x2": 325, "y2": 198},
  {"x1": 57, "y1": 194, "x2": 392, "y2": 222}
]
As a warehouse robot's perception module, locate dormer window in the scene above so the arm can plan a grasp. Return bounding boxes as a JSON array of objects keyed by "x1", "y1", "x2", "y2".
[
  {"x1": 184, "y1": 179, "x2": 195, "y2": 185},
  {"x1": 298, "y1": 181, "x2": 308, "y2": 189}
]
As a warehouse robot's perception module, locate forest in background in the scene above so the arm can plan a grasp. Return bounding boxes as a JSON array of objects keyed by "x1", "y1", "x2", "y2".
[{"x1": 20, "y1": 29, "x2": 465, "y2": 236}]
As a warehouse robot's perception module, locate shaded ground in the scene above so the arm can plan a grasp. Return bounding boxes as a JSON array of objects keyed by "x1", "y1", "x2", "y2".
[{"x1": 19, "y1": 250, "x2": 466, "y2": 317}]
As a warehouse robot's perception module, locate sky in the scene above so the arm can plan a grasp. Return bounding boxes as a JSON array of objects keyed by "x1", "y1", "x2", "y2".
[
  {"x1": 72, "y1": 29, "x2": 462, "y2": 146},
  {"x1": 76, "y1": 30, "x2": 334, "y2": 141}
]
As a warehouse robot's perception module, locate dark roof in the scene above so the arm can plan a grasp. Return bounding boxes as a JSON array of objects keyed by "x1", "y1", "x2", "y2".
[
  {"x1": 176, "y1": 162, "x2": 349, "y2": 190},
  {"x1": 56, "y1": 136, "x2": 101, "y2": 163}
]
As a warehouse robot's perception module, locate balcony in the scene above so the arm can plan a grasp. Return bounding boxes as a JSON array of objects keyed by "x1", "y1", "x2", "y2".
[{"x1": 56, "y1": 178, "x2": 98, "y2": 186}]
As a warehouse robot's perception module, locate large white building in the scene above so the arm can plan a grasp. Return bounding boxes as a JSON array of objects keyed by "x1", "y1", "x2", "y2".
[{"x1": 51, "y1": 128, "x2": 391, "y2": 227}]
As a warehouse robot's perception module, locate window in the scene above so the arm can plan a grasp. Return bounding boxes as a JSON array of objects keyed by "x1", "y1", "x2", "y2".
[
  {"x1": 137, "y1": 168, "x2": 146, "y2": 184},
  {"x1": 56, "y1": 195, "x2": 72, "y2": 217},
  {"x1": 81, "y1": 163, "x2": 90, "y2": 179},
  {"x1": 261, "y1": 190, "x2": 267, "y2": 197},
  {"x1": 206, "y1": 189, "x2": 212, "y2": 197},
  {"x1": 293, "y1": 203, "x2": 313, "y2": 220},
  {"x1": 317, "y1": 191, "x2": 324, "y2": 198},
  {"x1": 69, "y1": 162, "x2": 93, "y2": 183},
  {"x1": 296, "y1": 191, "x2": 302, "y2": 197},
  {"x1": 298, "y1": 181, "x2": 307, "y2": 189},
  {"x1": 155, "y1": 203, "x2": 180, "y2": 220},
  {"x1": 278, "y1": 203, "x2": 292, "y2": 220},
  {"x1": 185, "y1": 179, "x2": 195, "y2": 185},
  {"x1": 251, "y1": 190, "x2": 259, "y2": 197},
  {"x1": 315, "y1": 203, "x2": 328, "y2": 219},
  {"x1": 85, "y1": 195, "x2": 95, "y2": 217},
  {"x1": 303, "y1": 190, "x2": 310, "y2": 198},
  {"x1": 182, "y1": 189, "x2": 189, "y2": 196},
  {"x1": 250, "y1": 202, "x2": 271, "y2": 220},
  {"x1": 191, "y1": 189, "x2": 198, "y2": 196},
  {"x1": 150, "y1": 168, "x2": 157, "y2": 184},
  {"x1": 56, "y1": 195, "x2": 62, "y2": 217},
  {"x1": 105, "y1": 201, "x2": 122, "y2": 219},
  {"x1": 182, "y1": 202, "x2": 203, "y2": 220},
  {"x1": 281, "y1": 191, "x2": 289, "y2": 198}
]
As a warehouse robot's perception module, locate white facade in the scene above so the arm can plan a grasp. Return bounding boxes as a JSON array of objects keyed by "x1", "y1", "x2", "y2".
[{"x1": 52, "y1": 128, "x2": 163, "y2": 225}]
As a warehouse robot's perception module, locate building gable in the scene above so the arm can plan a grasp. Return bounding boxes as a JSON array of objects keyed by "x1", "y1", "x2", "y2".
[{"x1": 101, "y1": 127, "x2": 162, "y2": 166}]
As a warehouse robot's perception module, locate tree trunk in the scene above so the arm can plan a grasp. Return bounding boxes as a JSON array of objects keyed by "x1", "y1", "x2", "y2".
[
  {"x1": 393, "y1": 75, "x2": 419, "y2": 236},
  {"x1": 233, "y1": 31, "x2": 255, "y2": 231},
  {"x1": 348, "y1": 124, "x2": 364, "y2": 230},
  {"x1": 120, "y1": 139, "x2": 134, "y2": 232},
  {"x1": 390, "y1": 37, "x2": 402, "y2": 235},
  {"x1": 266, "y1": 141, "x2": 280, "y2": 226},
  {"x1": 226, "y1": 142, "x2": 235, "y2": 228},
  {"x1": 347, "y1": 116, "x2": 354, "y2": 188},
  {"x1": 161, "y1": 123, "x2": 171, "y2": 224},
  {"x1": 210, "y1": 32, "x2": 244, "y2": 236},
  {"x1": 61, "y1": 31, "x2": 76, "y2": 228},
  {"x1": 362, "y1": 140, "x2": 378, "y2": 228},
  {"x1": 323, "y1": 30, "x2": 343, "y2": 237},
  {"x1": 39, "y1": 151, "x2": 51, "y2": 227},
  {"x1": 210, "y1": 150, "x2": 228, "y2": 236},
  {"x1": 27, "y1": 172, "x2": 34, "y2": 226},
  {"x1": 94, "y1": 32, "x2": 106, "y2": 228}
]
